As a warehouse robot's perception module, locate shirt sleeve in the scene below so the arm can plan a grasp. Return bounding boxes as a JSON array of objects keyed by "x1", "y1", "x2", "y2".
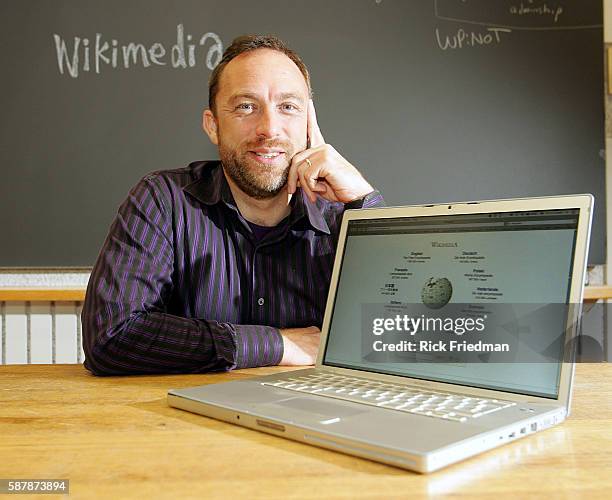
[
  {"x1": 81, "y1": 176, "x2": 283, "y2": 376},
  {"x1": 344, "y1": 189, "x2": 386, "y2": 210}
]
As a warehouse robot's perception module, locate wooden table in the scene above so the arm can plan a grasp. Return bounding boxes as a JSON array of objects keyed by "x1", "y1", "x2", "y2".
[
  {"x1": 2, "y1": 285, "x2": 612, "y2": 302},
  {"x1": 0, "y1": 364, "x2": 610, "y2": 499}
]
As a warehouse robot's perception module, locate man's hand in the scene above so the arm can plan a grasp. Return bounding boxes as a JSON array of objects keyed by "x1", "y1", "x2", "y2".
[
  {"x1": 287, "y1": 100, "x2": 373, "y2": 204},
  {"x1": 279, "y1": 326, "x2": 321, "y2": 366}
]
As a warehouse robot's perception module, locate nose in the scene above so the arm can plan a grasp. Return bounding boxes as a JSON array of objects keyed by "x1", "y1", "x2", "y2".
[{"x1": 255, "y1": 105, "x2": 281, "y2": 139}]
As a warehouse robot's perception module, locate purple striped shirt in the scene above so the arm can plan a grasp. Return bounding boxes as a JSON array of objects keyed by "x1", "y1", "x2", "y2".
[{"x1": 82, "y1": 161, "x2": 384, "y2": 375}]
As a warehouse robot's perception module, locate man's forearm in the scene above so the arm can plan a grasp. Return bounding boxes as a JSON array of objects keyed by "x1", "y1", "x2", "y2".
[{"x1": 83, "y1": 310, "x2": 283, "y2": 376}]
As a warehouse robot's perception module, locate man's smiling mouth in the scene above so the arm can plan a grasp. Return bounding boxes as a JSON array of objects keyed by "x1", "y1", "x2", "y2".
[{"x1": 248, "y1": 149, "x2": 287, "y2": 163}]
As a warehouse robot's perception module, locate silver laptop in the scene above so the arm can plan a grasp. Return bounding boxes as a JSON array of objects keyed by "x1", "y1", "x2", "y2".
[{"x1": 168, "y1": 195, "x2": 593, "y2": 473}]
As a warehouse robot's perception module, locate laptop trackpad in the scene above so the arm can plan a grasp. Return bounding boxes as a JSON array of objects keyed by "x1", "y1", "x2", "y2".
[{"x1": 259, "y1": 397, "x2": 366, "y2": 420}]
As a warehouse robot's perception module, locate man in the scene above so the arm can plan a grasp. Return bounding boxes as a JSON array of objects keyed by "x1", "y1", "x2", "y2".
[{"x1": 82, "y1": 35, "x2": 384, "y2": 375}]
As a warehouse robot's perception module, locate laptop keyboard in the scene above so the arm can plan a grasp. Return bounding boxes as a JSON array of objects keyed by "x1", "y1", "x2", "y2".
[{"x1": 262, "y1": 373, "x2": 516, "y2": 422}]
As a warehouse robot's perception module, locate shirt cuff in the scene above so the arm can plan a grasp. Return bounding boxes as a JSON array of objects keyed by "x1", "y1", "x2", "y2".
[
  {"x1": 344, "y1": 190, "x2": 385, "y2": 209},
  {"x1": 233, "y1": 324, "x2": 284, "y2": 369}
]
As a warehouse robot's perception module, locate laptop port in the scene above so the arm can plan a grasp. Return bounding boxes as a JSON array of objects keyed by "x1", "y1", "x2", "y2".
[
  {"x1": 256, "y1": 419, "x2": 285, "y2": 432},
  {"x1": 531, "y1": 423, "x2": 538, "y2": 432}
]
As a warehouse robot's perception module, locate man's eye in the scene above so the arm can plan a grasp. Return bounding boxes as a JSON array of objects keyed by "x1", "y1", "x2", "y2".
[
  {"x1": 236, "y1": 103, "x2": 255, "y2": 112},
  {"x1": 281, "y1": 103, "x2": 299, "y2": 112}
]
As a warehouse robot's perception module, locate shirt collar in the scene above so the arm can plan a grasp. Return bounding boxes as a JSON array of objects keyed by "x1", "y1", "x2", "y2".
[
  {"x1": 292, "y1": 189, "x2": 331, "y2": 234},
  {"x1": 184, "y1": 161, "x2": 330, "y2": 235},
  {"x1": 183, "y1": 161, "x2": 235, "y2": 206}
]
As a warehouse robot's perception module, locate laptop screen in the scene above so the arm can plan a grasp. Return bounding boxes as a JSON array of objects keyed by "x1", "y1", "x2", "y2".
[{"x1": 322, "y1": 208, "x2": 580, "y2": 399}]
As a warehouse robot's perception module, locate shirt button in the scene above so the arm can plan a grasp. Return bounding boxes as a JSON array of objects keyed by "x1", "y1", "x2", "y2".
[{"x1": 258, "y1": 297, "x2": 265, "y2": 306}]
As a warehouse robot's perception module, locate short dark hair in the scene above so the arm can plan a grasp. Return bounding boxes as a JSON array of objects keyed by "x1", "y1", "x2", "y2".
[{"x1": 208, "y1": 34, "x2": 312, "y2": 114}]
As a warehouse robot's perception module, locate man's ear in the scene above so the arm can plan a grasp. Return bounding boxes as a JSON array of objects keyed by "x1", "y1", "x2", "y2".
[{"x1": 202, "y1": 109, "x2": 219, "y2": 145}]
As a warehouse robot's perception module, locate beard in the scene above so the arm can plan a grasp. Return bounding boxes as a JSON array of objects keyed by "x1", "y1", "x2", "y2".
[{"x1": 219, "y1": 137, "x2": 295, "y2": 200}]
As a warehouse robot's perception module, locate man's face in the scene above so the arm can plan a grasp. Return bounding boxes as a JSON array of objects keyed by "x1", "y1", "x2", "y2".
[{"x1": 203, "y1": 49, "x2": 309, "y2": 199}]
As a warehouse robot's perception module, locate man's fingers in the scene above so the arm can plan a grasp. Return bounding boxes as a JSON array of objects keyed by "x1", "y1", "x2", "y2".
[
  {"x1": 314, "y1": 181, "x2": 340, "y2": 201},
  {"x1": 303, "y1": 157, "x2": 326, "y2": 197},
  {"x1": 288, "y1": 149, "x2": 343, "y2": 203},
  {"x1": 287, "y1": 156, "x2": 306, "y2": 194},
  {"x1": 288, "y1": 148, "x2": 317, "y2": 194},
  {"x1": 307, "y1": 99, "x2": 325, "y2": 148},
  {"x1": 312, "y1": 181, "x2": 327, "y2": 193},
  {"x1": 291, "y1": 146, "x2": 324, "y2": 172},
  {"x1": 297, "y1": 166, "x2": 317, "y2": 203},
  {"x1": 287, "y1": 158, "x2": 299, "y2": 194},
  {"x1": 289, "y1": 150, "x2": 322, "y2": 196}
]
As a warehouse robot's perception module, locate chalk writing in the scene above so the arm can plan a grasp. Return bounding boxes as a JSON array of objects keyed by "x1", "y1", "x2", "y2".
[
  {"x1": 434, "y1": 0, "x2": 598, "y2": 31},
  {"x1": 53, "y1": 24, "x2": 222, "y2": 78},
  {"x1": 435, "y1": 26, "x2": 512, "y2": 50},
  {"x1": 509, "y1": 1, "x2": 564, "y2": 24}
]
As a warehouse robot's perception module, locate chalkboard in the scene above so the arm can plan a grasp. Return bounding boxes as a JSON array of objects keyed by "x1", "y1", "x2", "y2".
[{"x1": 0, "y1": 0, "x2": 604, "y2": 266}]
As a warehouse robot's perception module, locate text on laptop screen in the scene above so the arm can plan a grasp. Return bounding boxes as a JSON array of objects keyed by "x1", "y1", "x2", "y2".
[{"x1": 322, "y1": 209, "x2": 580, "y2": 399}]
